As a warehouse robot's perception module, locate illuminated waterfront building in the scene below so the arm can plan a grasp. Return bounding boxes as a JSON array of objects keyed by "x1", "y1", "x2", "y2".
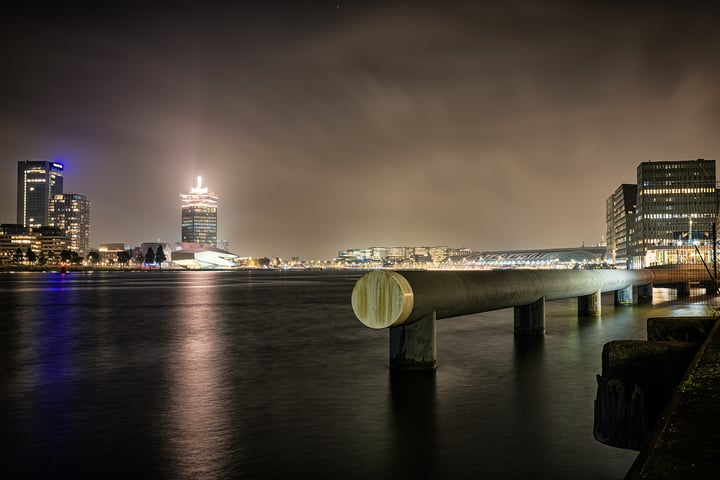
[
  {"x1": 630, "y1": 159, "x2": 718, "y2": 268},
  {"x1": 180, "y1": 176, "x2": 218, "y2": 246},
  {"x1": 35, "y1": 226, "x2": 71, "y2": 259},
  {"x1": 98, "y1": 243, "x2": 131, "y2": 265},
  {"x1": 337, "y1": 245, "x2": 475, "y2": 268},
  {"x1": 0, "y1": 224, "x2": 69, "y2": 263},
  {"x1": 429, "y1": 246, "x2": 451, "y2": 263},
  {"x1": 605, "y1": 184, "x2": 637, "y2": 269},
  {"x1": 16, "y1": 160, "x2": 64, "y2": 227},
  {"x1": 49, "y1": 193, "x2": 91, "y2": 256},
  {"x1": 440, "y1": 247, "x2": 606, "y2": 269},
  {"x1": 171, "y1": 242, "x2": 237, "y2": 269}
]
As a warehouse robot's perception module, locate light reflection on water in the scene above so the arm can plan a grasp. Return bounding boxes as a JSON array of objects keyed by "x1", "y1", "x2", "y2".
[
  {"x1": 165, "y1": 273, "x2": 235, "y2": 479},
  {"x1": 0, "y1": 271, "x2": 715, "y2": 479}
]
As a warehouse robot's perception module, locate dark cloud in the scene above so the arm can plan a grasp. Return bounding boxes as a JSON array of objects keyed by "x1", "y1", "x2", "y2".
[{"x1": 2, "y1": 1, "x2": 720, "y2": 258}]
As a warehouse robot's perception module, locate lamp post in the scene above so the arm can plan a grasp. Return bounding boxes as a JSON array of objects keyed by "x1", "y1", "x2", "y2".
[
  {"x1": 689, "y1": 218, "x2": 693, "y2": 243},
  {"x1": 689, "y1": 218, "x2": 694, "y2": 263}
]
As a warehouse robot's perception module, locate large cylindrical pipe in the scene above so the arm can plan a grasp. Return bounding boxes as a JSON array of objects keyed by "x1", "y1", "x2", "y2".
[{"x1": 352, "y1": 269, "x2": 654, "y2": 329}]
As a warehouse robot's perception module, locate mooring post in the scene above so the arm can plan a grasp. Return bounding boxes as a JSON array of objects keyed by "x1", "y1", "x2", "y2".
[
  {"x1": 514, "y1": 296, "x2": 546, "y2": 334},
  {"x1": 389, "y1": 311, "x2": 437, "y2": 371},
  {"x1": 578, "y1": 290, "x2": 602, "y2": 316},
  {"x1": 614, "y1": 285, "x2": 633, "y2": 306}
]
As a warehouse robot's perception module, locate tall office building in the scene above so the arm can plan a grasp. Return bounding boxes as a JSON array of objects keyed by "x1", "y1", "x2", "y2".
[
  {"x1": 180, "y1": 176, "x2": 218, "y2": 245},
  {"x1": 16, "y1": 160, "x2": 64, "y2": 227},
  {"x1": 630, "y1": 159, "x2": 718, "y2": 268},
  {"x1": 605, "y1": 184, "x2": 637, "y2": 268},
  {"x1": 49, "y1": 193, "x2": 91, "y2": 256}
]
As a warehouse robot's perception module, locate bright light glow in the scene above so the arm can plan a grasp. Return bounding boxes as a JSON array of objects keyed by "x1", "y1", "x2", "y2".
[{"x1": 190, "y1": 176, "x2": 208, "y2": 194}]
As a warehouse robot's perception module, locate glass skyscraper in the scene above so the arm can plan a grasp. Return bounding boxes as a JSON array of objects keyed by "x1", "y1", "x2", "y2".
[
  {"x1": 180, "y1": 176, "x2": 218, "y2": 245},
  {"x1": 49, "y1": 193, "x2": 91, "y2": 256},
  {"x1": 16, "y1": 160, "x2": 64, "y2": 227}
]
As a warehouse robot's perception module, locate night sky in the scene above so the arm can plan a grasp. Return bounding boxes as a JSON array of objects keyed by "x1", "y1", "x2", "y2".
[{"x1": 2, "y1": 1, "x2": 720, "y2": 259}]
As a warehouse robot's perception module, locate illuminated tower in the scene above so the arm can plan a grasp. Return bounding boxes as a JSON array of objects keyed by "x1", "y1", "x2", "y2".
[
  {"x1": 180, "y1": 176, "x2": 218, "y2": 245},
  {"x1": 49, "y1": 193, "x2": 91, "y2": 256},
  {"x1": 16, "y1": 160, "x2": 64, "y2": 227}
]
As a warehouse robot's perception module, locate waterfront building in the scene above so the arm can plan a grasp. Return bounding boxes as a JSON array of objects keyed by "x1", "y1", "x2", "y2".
[
  {"x1": 98, "y1": 243, "x2": 131, "y2": 265},
  {"x1": 429, "y1": 246, "x2": 451, "y2": 263},
  {"x1": 171, "y1": 242, "x2": 238, "y2": 269},
  {"x1": 336, "y1": 248, "x2": 376, "y2": 266},
  {"x1": 0, "y1": 224, "x2": 69, "y2": 263},
  {"x1": 49, "y1": 193, "x2": 91, "y2": 256},
  {"x1": 371, "y1": 247, "x2": 389, "y2": 261},
  {"x1": 16, "y1": 160, "x2": 64, "y2": 228},
  {"x1": 630, "y1": 159, "x2": 718, "y2": 268},
  {"x1": 450, "y1": 247, "x2": 475, "y2": 258},
  {"x1": 336, "y1": 245, "x2": 478, "y2": 268},
  {"x1": 440, "y1": 247, "x2": 606, "y2": 270},
  {"x1": 386, "y1": 246, "x2": 408, "y2": 260},
  {"x1": 0, "y1": 224, "x2": 39, "y2": 263},
  {"x1": 35, "y1": 226, "x2": 71, "y2": 260},
  {"x1": 605, "y1": 184, "x2": 637, "y2": 268},
  {"x1": 180, "y1": 176, "x2": 218, "y2": 246}
]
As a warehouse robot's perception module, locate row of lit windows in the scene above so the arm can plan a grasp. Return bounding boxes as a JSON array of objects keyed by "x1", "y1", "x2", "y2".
[
  {"x1": 640, "y1": 188, "x2": 715, "y2": 195},
  {"x1": 182, "y1": 223, "x2": 216, "y2": 229},
  {"x1": 637, "y1": 213, "x2": 716, "y2": 220},
  {"x1": 182, "y1": 223, "x2": 217, "y2": 232},
  {"x1": 183, "y1": 226, "x2": 216, "y2": 232},
  {"x1": 182, "y1": 214, "x2": 216, "y2": 220},
  {"x1": 643, "y1": 162, "x2": 706, "y2": 169},
  {"x1": 640, "y1": 214, "x2": 715, "y2": 219},
  {"x1": 644, "y1": 199, "x2": 716, "y2": 205}
]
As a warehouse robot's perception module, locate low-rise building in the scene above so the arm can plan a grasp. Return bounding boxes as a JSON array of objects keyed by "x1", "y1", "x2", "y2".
[
  {"x1": 98, "y1": 243, "x2": 131, "y2": 265},
  {"x1": 0, "y1": 224, "x2": 69, "y2": 263}
]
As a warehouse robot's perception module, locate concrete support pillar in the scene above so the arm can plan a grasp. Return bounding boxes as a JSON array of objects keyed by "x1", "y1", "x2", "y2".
[
  {"x1": 676, "y1": 282, "x2": 691, "y2": 298},
  {"x1": 637, "y1": 284, "x2": 653, "y2": 303},
  {"x1": 389, "y1": 311, "x2": 437, "y2": 371},
  {"x1": 614, "y1": 286, "x2": 633, "y2": 306},
  {"x1": 579, "y1": 290, "x2": 602, "y2": 316},
  {"x1": 514, "y1": 296, "x2": 546, "y2": 335}
]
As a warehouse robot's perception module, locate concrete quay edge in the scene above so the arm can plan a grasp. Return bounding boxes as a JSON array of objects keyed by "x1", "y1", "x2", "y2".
[{"x1": 625, "y1": 316, "x2": 720, "y2": 479}]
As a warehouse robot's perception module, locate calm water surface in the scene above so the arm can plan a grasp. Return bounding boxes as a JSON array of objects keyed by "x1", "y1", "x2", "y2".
[{"x1": 0, "y1": 270, "x2": 713, "y2": 479}]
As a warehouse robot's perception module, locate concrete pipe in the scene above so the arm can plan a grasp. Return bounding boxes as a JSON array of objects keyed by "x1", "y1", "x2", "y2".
[{"x1": 352, "y1": 269, "x2": 655, "y2": 329}]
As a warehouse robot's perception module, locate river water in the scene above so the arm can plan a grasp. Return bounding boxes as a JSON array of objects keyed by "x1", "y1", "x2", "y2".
[{"x1": 0, "y1": 270, "x2": 713, "y2": 479}]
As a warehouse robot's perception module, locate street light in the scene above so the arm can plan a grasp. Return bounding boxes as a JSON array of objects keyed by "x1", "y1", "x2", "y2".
[{"x1": 689, "y1": 218, "x2": 693, "y2": 244}]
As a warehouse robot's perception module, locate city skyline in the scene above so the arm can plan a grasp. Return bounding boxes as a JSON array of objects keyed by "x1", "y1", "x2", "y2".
[{"x1": 2, "y1": 2, "x2": 720, "y2": 259}]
